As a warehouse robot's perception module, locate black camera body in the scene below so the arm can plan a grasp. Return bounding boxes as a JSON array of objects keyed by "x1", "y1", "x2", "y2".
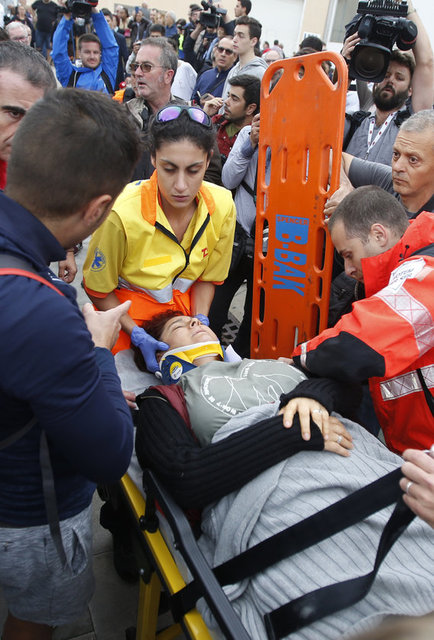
[
  {"x1": 345, "y1": 0, "x2": 417, "y2": 82},
  {"x1": 63, "y1": 0, "x2": 97, "y2": 19},
  {"x1": 199, "y1": 1, "x2": 226, "y2": 30}
]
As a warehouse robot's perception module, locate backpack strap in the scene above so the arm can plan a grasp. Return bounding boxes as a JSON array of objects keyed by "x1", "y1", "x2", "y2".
[
  {"x1": 343, "y1": 110, "x2": 371, "y2": 151},
  {"x1": 67, "y1": 68, "x2": 114, "y2": 95},
  {"x1": 0, "y1": 253, "x2": 64, "y2": 296},
  {"x1": 67, "y1": 69, "x2": 78, "y2": 88}
]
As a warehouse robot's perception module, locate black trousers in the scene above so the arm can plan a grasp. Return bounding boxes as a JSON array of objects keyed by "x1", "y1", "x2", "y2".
[{"x1": 209, "y1": 252, "x2": 254, "y2": 358}]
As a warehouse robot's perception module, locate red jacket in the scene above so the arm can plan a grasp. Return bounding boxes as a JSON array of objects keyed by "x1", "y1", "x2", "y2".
[{"x1": 293, "y1": 212, "x2": 434, "y2": 454}]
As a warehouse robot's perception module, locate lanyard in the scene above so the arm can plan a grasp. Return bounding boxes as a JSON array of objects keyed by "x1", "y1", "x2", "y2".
[{"x1": 365, "y1": 112, "x2": 396, "y2": 158}]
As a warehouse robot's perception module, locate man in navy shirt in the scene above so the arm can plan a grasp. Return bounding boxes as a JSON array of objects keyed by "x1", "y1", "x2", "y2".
[{"x1": 0, "y1": 89, "x2": 140, "y2": 639}]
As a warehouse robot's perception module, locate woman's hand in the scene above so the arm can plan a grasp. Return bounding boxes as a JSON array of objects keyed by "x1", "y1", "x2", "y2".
[
  {"x1": 323, "y1": 417, "x2": 353, "y2": 457},
  {"x1": 400, "y1": 447, "x2": 434, "y2": 528},
  {"x1": 280, "y1": 397, "x2": 331, "y2": 440},
  {"x1": 279, "y1": 398, "x2": 353, "y2": 457}
]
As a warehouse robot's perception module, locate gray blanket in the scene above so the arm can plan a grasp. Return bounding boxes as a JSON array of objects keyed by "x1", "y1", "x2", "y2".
[{"x1": 197, "y1": 404, "x2": 434, "y2": 640}]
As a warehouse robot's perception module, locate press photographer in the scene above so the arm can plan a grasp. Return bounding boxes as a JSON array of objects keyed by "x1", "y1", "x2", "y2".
[
  {"x1": 342, "y1": 0, "x2": 433, "y2": 166},
  {"x1": 183, "y1": 1, "x2": 227, "y2": 73},
  {"x1": 52, "y1": 1, "x2": 118, "y2": 94}
]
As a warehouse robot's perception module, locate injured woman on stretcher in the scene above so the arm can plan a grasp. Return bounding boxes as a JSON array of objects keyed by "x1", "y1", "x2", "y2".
[{"x1": 116, "y1": 311, "x2": 434, "y2": 640}]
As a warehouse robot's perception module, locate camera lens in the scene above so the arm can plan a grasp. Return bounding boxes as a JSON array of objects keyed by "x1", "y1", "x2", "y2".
[{"x1": 352, "y1": 44, "x2": 388, "y2": 81}]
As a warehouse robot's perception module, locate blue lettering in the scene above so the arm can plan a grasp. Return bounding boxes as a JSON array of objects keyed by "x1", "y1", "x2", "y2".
[
  {"x1": 273, "y1": 278, "x2": 305, "y2": 295},
  {"x1": 274, "y1": 250, "x2": 307, "y2": 265},
  {"x1": 275, "y1": 216, "x2": 309, "y2": 244}
]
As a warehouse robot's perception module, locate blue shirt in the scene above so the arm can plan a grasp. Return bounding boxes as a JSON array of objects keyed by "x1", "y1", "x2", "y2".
[
  {"x1": 52, "y1": 12, "x2": 119, "y2": 93},
  {"x1": 0, "y1": 192, "x2": 133, "y2": 525}
]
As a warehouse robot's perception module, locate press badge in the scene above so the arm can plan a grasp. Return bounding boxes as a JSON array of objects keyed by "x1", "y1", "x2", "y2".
[{"x1": 387, "y1": 258, "x2": 425, "y2": 292}]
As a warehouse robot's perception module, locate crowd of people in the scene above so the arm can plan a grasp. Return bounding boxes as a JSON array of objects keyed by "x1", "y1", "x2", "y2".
[{"x1": 0, "y1": 0, "x2": 433, "y2": 638}]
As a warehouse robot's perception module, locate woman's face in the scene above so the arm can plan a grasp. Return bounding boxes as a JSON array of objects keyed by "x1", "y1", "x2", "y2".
[
  {"x1": 160, "y1": 316, "x2": 218, "y2": 348},
  {"x1": 152, "y1": 139, "x2": 210, "y2": 212}
]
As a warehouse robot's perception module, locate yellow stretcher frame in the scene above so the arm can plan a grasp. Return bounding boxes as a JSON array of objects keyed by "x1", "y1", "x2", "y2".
[{"x1": 120, "y1": 472, "x2": 251, "y2": 640}]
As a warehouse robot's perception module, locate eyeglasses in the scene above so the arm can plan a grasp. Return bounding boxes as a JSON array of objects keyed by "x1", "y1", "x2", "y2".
[
  {"x1": 216, "y1": 45, "x2": 234, "y2": 55},
  {"x1": 155, "y1": 105, "x2": 212, "y2": 128},
  {"x1": 130, "y1": 62, "x2": 164, "y2": 74}
]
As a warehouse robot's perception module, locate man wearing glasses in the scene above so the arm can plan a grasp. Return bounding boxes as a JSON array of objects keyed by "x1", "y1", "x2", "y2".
[
  {"x1": 125, "y1": 36, "x2": 179, "y2": 180},
  {"x1": 191, "y1": 36, "x2": 237, "y2": 105},
  {"x1": 52, "y1": 6, "x2": 118, "y2": 94}
]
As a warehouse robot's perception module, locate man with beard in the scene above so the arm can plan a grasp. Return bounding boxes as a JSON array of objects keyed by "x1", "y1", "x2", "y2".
[{"x1": 342, "y1": 1, "x2": 433, "y2": 166}]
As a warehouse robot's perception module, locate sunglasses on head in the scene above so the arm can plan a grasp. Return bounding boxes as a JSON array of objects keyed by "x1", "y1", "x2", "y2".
[
  {"x1": 155, "y1": 105, "x2": 212, "y2": 128},
  {"x1": 216, "y1": 45, "x2": 234, "y2": 55}
]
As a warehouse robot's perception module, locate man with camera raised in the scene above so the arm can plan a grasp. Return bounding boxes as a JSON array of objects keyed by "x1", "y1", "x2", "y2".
[
  {"x1": 52, "y1": 3, "x2": 118, "y2": 94},
  {"x1": 342, "y1": 0, "x2": 433, "y2": 166}
]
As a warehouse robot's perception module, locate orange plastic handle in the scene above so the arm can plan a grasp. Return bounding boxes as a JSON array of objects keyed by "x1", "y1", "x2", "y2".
[{"x1": 251, "y1": 52, "x2": 348, "y2": 359}]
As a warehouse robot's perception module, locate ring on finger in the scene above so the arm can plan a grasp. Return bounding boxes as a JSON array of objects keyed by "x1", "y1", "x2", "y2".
[
  {"x1": 312, "y1": 409, "x2": 323, "y2": 414},
  {"x1": 405, "y1": 480, "x2": 414, "y2": 496},
  {"x1": 337, "y1": 434, "x2": 343, "y2": 445}
]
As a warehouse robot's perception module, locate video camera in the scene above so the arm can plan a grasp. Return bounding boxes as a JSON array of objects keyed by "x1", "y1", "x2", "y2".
[
  {"x1": 61, "y1": 0, "x2": 98, "y2": 19},
  {"x1": 199, "y1": 1, "x2": 227, "y2": 30},
  {"x1": 344, "y1": 0, "x2": 417, "y2": 83}
]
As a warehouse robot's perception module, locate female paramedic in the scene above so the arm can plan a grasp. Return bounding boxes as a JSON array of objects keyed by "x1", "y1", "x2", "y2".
[{"x1": 82, "y1": 106, "x2": 236, "y2": 372}]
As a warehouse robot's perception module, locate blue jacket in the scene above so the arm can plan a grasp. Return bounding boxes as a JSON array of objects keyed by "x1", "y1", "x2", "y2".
[
  {"x1": 0, "y1": 192, "x2": 134, "y2": 525},
  {"x1": 191, "y1": 66, "x2": 232, "y2": 104},
  {"x1": 52, "y1": 12, "x2": 118, "y2": 93}
]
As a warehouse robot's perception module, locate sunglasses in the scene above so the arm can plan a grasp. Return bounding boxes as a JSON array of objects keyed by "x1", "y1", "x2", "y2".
[
  {"x1": 155, "y1": 105, "x2": 212, "y2": 128},
  {"x1": 130, "y1": 62, "x2": 164, "y2": 74},
  {"x1": 216, "y1": 45, "x2": 234, "y2": 55}
]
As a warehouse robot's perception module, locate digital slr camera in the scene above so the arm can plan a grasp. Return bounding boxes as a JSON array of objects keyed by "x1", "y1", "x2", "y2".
[
  {"x1": 344, "y1": 0, "x2": 417, "y2": 83},
  {"x1": 199, "y1": 1, "x2": 227, "y2": 30}
]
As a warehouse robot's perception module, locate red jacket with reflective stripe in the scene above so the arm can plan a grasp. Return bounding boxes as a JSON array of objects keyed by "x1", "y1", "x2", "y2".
[{"x1": 293, "y1": 212, "x2": 434, "y2": 454}]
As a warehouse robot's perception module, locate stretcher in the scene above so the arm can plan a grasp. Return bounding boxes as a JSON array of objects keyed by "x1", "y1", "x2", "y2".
[{"x1": 119, "y1": 464, "x2": 414, "y2": 640}]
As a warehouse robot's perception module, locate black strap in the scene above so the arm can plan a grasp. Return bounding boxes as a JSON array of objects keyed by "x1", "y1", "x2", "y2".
[
  {"x1": 67, "y1": 69, "x2": 114, "y2": 95},
  {"x1": 265, "y1": 499, "x2": 415, "y2": 639},
  {"x1": 343, "y1": 110, "x2": 371, "y2": 151},
  {"x1": 0, "y1": 252, "x2": 68, "y2": 567},
  {"x1": 170, "y1": 467, "x2": 404, "y2": 616},
  {"x1": 40, "y1": 431, "x2": 68, "y2": 567},
  {"x1": 155, "y1": 213, "x2": 211, "y2": 284},
  {"x1": 207, "y1": 74, "x2": 226, "y2": 96},
  {"x1": 0, "y1": 417, "x2": 37, "y2": 450},
  {"x1": 0, "y1": 253, "x2": 36, "y2": 270},
  {"x1": 416, "y1": 368, "x2": 434, "y2": 417}
]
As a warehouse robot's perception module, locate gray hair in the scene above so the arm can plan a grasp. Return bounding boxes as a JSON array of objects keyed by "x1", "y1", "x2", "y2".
[
  {"x1": 140, "y1": 37, "x2": 178, "y2": 80},
  {"x1": 0, "y1": 41, "x2": 56, "y2": 91},
  {"x1": 400, "y1": 109, "x2": 434, "y2": 135}
]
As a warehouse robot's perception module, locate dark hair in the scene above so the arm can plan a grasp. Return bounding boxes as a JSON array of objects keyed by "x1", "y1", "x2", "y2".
[
  {"x1": 228, "y1": 74, "x2": 260, "y2": 114},
  {"x1": 101, "y1": 8, "x2": 113, "y2": 19},
  {"x1": 0, "y1": 28, "x2": 8, "y2": 41},
  {"x1": 6, "y1": 89, "x2": 142, "y2": 219},
  {"x1": 239, "y1": 0, "x2": 252, "y2": 14},
  {"x1": 140, "y1": 36, "x2": 178, "y2": 77},
  {"x1": 0, "y1": 40, "x2": 56, "y2": 90},
  {"x1": 299, "y1": 35, "x2": 324, "y2": 52},
  {"x1": 78, "y1": 32, "x2": 102, "y2": 52},
  {"x1": 328, "y1": 186, "x2": 409, "y2": 242},
  {"x1": 133, "y1": 310, "x2": 184, "y2": 371},
  {"x1": 147, "y1": 107, "x2": 216, "y2": 157},
  {"x1": 149, "y1": 23, "x2": 165, "y2": 36},
  {"x1": 235, "y1": 16, "x2": 262, "y2": 42},
  {"x1": 389, "y1": 50, "x2": 416, "y2": 80}
]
